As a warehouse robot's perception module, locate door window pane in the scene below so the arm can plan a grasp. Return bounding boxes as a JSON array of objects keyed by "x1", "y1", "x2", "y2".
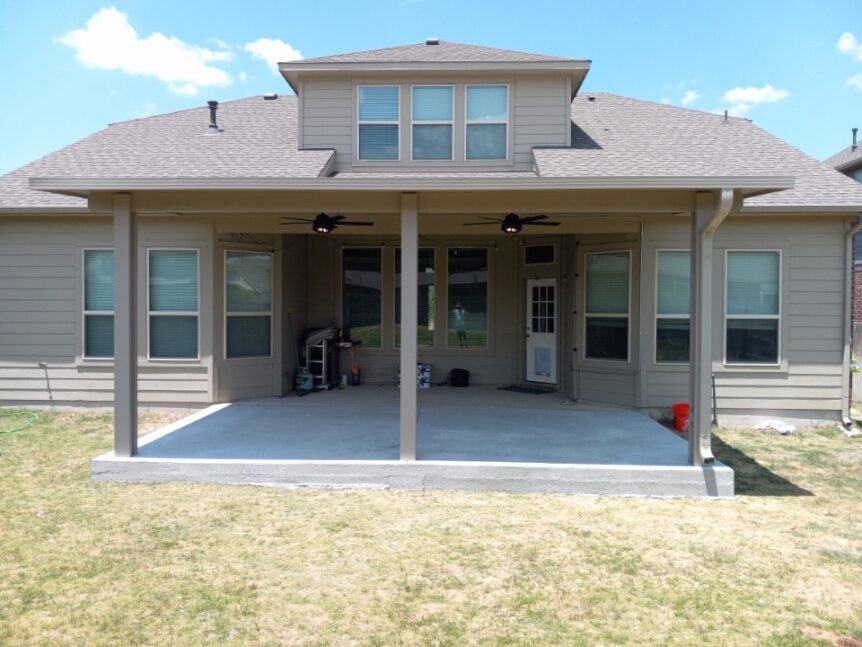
[
  {"x1": 226, "y1": 251, "x2": 272, "y2": 358},
  {"x1": 447, "y1": 248, "x2": 488, "y2": 348},
  {"x1": 395, "y1": 248, "x2": 435, "y2": 348},
  {"x1": 342, "y1": 248, "x2": 382, "y2": 348},
  {"x1": 585, "y1": 251, "x2": 629, "y2": 361}
]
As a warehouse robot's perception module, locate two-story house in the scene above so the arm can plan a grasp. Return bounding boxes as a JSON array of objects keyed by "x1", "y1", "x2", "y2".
[{"x1": 3, "y1": 40, "x2": 862, "y2": 496}]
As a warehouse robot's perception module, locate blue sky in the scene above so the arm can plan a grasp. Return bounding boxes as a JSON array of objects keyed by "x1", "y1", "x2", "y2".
[{"x1": 0, "y1": 0, "x2": 860, "y2": 174}]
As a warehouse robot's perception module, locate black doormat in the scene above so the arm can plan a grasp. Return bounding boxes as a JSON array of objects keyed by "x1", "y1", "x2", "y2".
[{"x1": 497, "y1": 384, "x2": 556, "y2": 395}]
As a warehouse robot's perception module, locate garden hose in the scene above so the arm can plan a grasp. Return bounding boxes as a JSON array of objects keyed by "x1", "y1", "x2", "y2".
[{"x1": 0, "y1": 411, "x2": 38, "y2": 434}]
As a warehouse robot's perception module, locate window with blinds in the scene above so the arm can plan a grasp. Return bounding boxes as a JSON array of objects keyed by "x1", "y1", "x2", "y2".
[
  {"x1": 656, "y1": 250, "x2": 690, "y2": 363},
  {"x1": 148, "y1": 250, "x2": 199, "y2": 359},
  {"x1": 83, "y1": 249, "x2": 114, "y2": 359},
  {"x1": 725, "y1": 250, "x2": 780, "y2": 364},
  {"x1": 411, "y1": 86, "x2": 453, "y2": 161},
  {"x1": 585, "y1": 251, "x2": 630, "y2": 361},
  {"x1": 225, "y1": 251, "x2": 272, "y2": 359},
  {"x1": 358, "y1": 85, "x2": 400, "y2": 161},
  {"x1": 466, "y1": 85, "x2": 508, "y2": 160}
]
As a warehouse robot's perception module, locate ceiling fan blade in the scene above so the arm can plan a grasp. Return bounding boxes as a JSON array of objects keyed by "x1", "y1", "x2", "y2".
[
  {"x1": 525, "y1": 221, "x2": 561, "y2": 226},
  {"x1": 475, "y1": 216, "x2": 503, "y2": 222},
  {"x1": 337, "y1": 221, "x2": 374, "y2": 226},
  {"x1": 279, "y1": 217, "x2": 312, "y2": 223},
  {"x1": 463, "y1": 222, "x2": 498, "y2": 226},
  {"x1": 279, "y1": 222, "x2": 313, "y2": 226},
  {"x1": 330, "y1": 215, "x2": 346, "y2": 222},
  {"x1": 520, "y1": 214, "x2": 548, "y2": 223}
]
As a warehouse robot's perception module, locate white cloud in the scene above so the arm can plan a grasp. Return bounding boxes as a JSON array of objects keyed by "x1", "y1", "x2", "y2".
[
  {"x1": 244, "y1": 38, "x2": 302, "y2": 74},
  {"x1": 58, "y1": 7, "x2": 232, "y2": 96},
  {"x1": 839, "y1": 33, "x2": 862, "y2": 91},
  {"x1": 838, "y1": 32, "x2": 862, "y2": 61},
  {"x1": 681, "y1": 90, "x2": 700, "y2": 106},
  {"x1": 720, "y1": 84, "x2": 789, "y2": 116}
]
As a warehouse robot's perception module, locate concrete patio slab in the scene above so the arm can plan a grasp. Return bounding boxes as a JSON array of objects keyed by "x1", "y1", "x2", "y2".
[{"x1": 92, "y1": 386, "x2": 734, "y2": 497}]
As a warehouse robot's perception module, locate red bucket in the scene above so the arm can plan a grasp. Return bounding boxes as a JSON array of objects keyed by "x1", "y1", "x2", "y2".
[{"x1": 672, "y1": 403, "x2": 690, "y2": 432}]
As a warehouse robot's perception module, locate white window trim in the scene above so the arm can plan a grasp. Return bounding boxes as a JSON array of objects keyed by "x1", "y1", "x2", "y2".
[
  {"x1": 523, "y1": 243, "x2": 557, "y2": 266},
  {"x1": 464, "y1": 84, "x2": 509, "y2": 161},
  {"x1": 340, "y1": 246, "x2": 383, "y2": 350},
  {"x1": 394, "y1": 246, "x2": 436, "y2": 349},
  {"x1": 654, "y1": 248, "x2": 691, "y2": 365},
  {"x1": 147, "y1": 248, "x2": 200, "y2": 362},
  {"x1": 82, "y1": 247, "x2": 114, "y2": 361},
  {"x1": 357, "y1": 85, "x2": 401, "y2": 162},
  {"x1": 410, "y1": 85, "x2": 454, "y2": 162},
  {"x1": 723, "y1": 248, "x2": 782, "y2": 367},
  {"x1": 224, "y1": 249, "x2": 273, "y2": 361},
  {"x1": 445, "y1": 246, "x2": 491, "y2": 351},
  {"x1": 583, "y1": 249, "x2": 632, "y2": 363}
]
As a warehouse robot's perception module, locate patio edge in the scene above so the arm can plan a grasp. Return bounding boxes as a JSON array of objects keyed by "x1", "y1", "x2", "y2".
[{"x1": 91, "y1": 456, "x2": 734, "y2": 498}]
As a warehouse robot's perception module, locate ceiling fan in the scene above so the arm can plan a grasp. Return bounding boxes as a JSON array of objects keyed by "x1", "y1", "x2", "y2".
[
  {"x1": 280, "y1": 213, "x2": 374, "y2": 234},
  {"x1": 463, "y1": 213, "x2": 561, "y2": 234}
]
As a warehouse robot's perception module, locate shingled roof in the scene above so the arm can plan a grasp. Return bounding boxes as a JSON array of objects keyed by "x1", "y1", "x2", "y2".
[
  {"x1": 0, "y1": 95, "x2": 333, "y2": 210},
  {"x1": 824, "y1": 143, "x2": 862, "y2": 173},
  {"x1": 4, "y1": 91, "x2": 862, "y2": 212},
  {"x1": 294, "y1": 40, "x2": 585, "y2": 65}
]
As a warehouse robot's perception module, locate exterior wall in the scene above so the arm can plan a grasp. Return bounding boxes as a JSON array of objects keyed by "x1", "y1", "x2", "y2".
[
  {"x1": 0, "y1": 216, "x2": 214, "y2": 405},
  {"x1": 300, "y1": 73, "x2": 570, "y2": 173},
  {"x1": 640, "y1": 215, "x2": 848, "y2": 421}
]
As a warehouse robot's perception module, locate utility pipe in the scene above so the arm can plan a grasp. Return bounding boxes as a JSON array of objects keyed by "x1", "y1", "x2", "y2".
[{"x1": 842, "y1": 218, "x2": 862, "y2": 428}]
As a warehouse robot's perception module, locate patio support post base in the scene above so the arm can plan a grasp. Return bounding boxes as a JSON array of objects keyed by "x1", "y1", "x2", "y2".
[
  {"x1": 113, "y1": 193, "x2": 138, "y2": 457},
  {"x1": 400, "y1": 193, "x2": 419, "y2": 460}
]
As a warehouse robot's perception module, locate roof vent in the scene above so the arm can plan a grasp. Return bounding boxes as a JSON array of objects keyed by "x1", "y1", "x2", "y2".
[
  {"x1": 853, "y1": 127, "x2": 858, "y2": 151},
  {"x1": 263, "y1": 93, "x2": 278, "y2": 100},
  {"x1": 425, "y1": 37, "x2": 440, "y2": 45},
  {"x1": 587, "y1": 95, "x2": 596, "y2": 102},
  {"x1": 207, "y1": 100, "x2": 220, "y2": 135}
]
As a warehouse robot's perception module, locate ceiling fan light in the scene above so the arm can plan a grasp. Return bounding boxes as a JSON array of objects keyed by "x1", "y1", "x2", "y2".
[
  {"x1": 312, "y1": 213, "x2": 333, "y2": 233},
  {"x1": 502, "y1": 213, "x2": 522, "y2": 233}
]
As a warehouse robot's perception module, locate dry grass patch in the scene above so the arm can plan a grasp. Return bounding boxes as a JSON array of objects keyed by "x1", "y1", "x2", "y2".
[{"x1": 0, "y1": 411, "x2": 861, "y2": 645}]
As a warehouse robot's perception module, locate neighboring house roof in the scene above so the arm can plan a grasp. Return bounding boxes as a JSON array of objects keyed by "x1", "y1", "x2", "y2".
[
  {"x1": 4, "y1": 92, "x2": 862, "y2": 212},
  {"x1": 293, "y1": 40, "x2": 585, "y2": 65},
  {"x1": 0, "y1": 95, "x2": 333, "y2": 211},
  {"x1": 824, "y1": 144, "x2": 862, "y2": 173}
]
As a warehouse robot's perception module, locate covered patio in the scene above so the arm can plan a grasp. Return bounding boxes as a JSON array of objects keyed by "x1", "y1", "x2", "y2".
[{"x1": 92, "y1": 387, "x2": 734, "y2": 497}]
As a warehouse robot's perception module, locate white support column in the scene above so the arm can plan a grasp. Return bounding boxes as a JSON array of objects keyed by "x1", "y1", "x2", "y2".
[
  {"x1": 113, "y1": 193, "x2": 138, "y2": 457},
  {"x1": 689, "y1": 189, "x2": 734, "y2": 466},
  {"x1": 400, "y1": 193, "x2": 419, "y2": 461}
]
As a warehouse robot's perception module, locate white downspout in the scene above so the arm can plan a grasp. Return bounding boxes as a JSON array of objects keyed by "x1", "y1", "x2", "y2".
[{"x1": 842, "y1": 218, "x2": 862, "y2": 428}]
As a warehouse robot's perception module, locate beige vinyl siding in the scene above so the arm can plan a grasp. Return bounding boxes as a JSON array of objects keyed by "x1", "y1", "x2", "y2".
[
  {"x1": 640, "y1": 215, "x2": 846, "y2": 416},
  {"x1": 512, "y1": 76, "x2": 569, "y2": 168},
  {"x1": 300, "y1": 74, "x2": 569, "y2": 173},
  {"x1": 0, "y1": 216, "x2": 213, "y2": 404},
  {"x1": 301, "y1": 77, "x2": 354, "y2": 170}
]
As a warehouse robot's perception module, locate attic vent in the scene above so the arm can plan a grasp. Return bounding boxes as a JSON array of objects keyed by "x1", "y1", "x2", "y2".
[
  {"x1": 263, "y1": 93, "x2": 278, "y2": 100},
  {"x1": 425, "y1": 37, "x2": 440, "y2": 45}
]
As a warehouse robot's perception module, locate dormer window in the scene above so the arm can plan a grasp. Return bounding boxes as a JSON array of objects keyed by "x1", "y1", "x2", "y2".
[
  {"x1": 411, "y1": 85, "x2": 454, "y2": 160},
  {"x1": 358, "y1": 85, "x2": 400, "y2": 161},
  {"x1": 466, "y1": 84, "x2": 508, "y2": 160}
]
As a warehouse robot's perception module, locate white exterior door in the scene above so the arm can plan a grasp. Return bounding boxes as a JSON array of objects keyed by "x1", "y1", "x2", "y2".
[{"x1": 526, "y1": 279, "x2": 557, "y2": 384}]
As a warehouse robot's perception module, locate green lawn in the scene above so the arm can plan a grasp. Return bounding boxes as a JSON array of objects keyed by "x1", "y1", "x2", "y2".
[{"x1": 1, "y1": 411, "x2": 861, "y2": 645}]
